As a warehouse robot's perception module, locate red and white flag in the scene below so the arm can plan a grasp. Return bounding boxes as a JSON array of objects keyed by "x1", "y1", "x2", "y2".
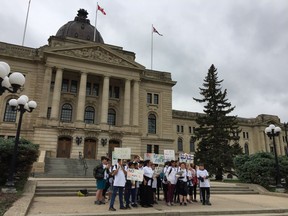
[
  {"x1": 97, "y1": 4, "x2": 106, "y2": 15},
  {"x1": 152, "y1": 26, "x2": 163, "y2": 36}
]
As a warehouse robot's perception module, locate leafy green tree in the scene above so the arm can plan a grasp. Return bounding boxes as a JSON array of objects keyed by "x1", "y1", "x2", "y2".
[{"x1": 193, "y1": 64, "x2": 243, "y2": 180}]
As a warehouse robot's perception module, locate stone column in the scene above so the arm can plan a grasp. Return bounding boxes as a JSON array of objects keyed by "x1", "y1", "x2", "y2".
[
  {"x1": 76, "y1": 72, "x2": 87, "y2": 122},
  {"x1": 132, "y1": 80, "x2": 140, "y2": 126},
  {"x1": 123, "y1": 79, "x2": 131, "y2": 125},
  {"x1": 100, "y1": 76, "x2": 109, "y2": 124},
  {"x1": 50, "y1": 68, "x2": 63, "y2": 120},
  {"x1": 39, "y1": 66, "x2": 52, "y2": 118}
]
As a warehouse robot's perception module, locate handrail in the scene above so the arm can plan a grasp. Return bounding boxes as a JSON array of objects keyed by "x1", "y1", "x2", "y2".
[{"x1": 79, "y1": 151, "x2": 88, "y2": 176}]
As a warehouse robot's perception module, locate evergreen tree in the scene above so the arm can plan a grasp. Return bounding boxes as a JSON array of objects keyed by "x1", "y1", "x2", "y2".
[{"x1": 193, "y1": 64, "x2": 243, "y2": 180}]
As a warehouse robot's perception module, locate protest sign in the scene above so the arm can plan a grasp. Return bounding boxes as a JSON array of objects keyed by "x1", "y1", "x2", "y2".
[
  {"x1": 164, "y1": 149, "x2": 175, "y2": 161},
  {"x1": 114, "y1": 148, "x2": 131, "y2": 159},
  {"x1": 179, "y1": 153, "x2": 194, "y2": 163},
  {"x1": 154, "y1": 166, "x2": 164, "y2": 175},
  {"x1": 112, "y1": 151, "x2": 117, "y2": 165},
  {"x1": 153, "y1": 154, "x2": 165, "y2": 164},
  {"x1": 127, "y1": 168, "x2": 144, "y2": 182},
  {"x1": 144, "y1": 153, "x2": 154, "y2": 161}
]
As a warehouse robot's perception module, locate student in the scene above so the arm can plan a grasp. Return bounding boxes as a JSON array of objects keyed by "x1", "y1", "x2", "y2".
[
  {"x1": 151, "y1": 164, "x2": 159, "y2": 204},
  {"x1": 161, "y1": 161, "x2": 170, "y2": 203},
  {"x1": 130, "y1": 162, "x2": 138, "y2": 207},
  {"x1": 197, "y1": 163, "x2": 211, "y2": 205},
  {"x1": 94, "y1": 156, "x2": 109, "y2": 205},
  {"x1": 141, "y1": 160, "x2": 154, "y2": 207},
  {"x1": 109, "y1": 159, "x2": 127, "y2": 211},
  {"x1": 124, "y1": 162, "x2": 135, "y2": 209},
  {"x1": 165, "y1": 160, "x2": 178, "y2": 206},
  {"x1": 176, "y1": 162, "x2": 188, "y2": 206}
]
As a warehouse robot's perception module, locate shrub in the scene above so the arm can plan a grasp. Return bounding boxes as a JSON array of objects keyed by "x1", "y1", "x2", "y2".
[
  {"x1": 234, "y1": 152, "x2": 288, "y2": 188},
  {"x1": 0, "y1": 138, "x2": 39, "y2": 188}
]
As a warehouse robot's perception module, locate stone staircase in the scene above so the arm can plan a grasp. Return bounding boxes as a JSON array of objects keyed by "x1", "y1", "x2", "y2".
[
  {"x1": 34, "y1": 180, "x2": 259, "y2": 197},
  {"x1": 34, "y1": 157, "x2": 100, "y2": 178}
]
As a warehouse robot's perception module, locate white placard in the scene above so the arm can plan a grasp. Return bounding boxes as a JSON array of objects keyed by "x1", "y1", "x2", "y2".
[
  {"x1": 164, "y1": 149, "x2": 175, "y2": 161},
  {"x1": 127, "y1": 168, "x2": 144, "y2": 182},
  {"x1": 114, "y1": 148, "x2": 131, "y2": 159}
]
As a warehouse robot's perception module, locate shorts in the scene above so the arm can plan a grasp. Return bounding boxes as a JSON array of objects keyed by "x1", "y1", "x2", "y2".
[{"x1": 96, "y1": 179, "x2": 106, "y2": 190}]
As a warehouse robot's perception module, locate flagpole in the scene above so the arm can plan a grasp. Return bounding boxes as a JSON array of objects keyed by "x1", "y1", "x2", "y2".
[
  {"x1": 151, "y1": 24, "x2": 154, "y2": 70},
  {"x1": 22, "y1": 0, "x2": 31, "y2": 46},
  {"x1": 93, "y1": 2, "x2": 99, "y2": 42}
]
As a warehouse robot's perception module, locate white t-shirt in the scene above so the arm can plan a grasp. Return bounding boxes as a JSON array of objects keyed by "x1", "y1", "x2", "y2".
[
  {"x1": 166, "y1": 166, "x2": 178, "y2": 184},
  {"x1": 113, "y1": 163, "x2": 126, "y2": 187},
  {"x1": 197, "y1": 169, "x2": 210, "y2": 188},
  {"x1": 143, "y1": 166, "x2": 154, "y2": 186},
  {"x1": 177, "y1": 168, "x2": 188, "y2": 182}
]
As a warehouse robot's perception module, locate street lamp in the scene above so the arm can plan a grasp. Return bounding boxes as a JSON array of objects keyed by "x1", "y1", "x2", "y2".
[
  {"x1": 264, "y1": 124, "x2": 284, "y2": 192},
  {"x1": 4, "y1": 95, "x2": 37, "y2": 192},
  {"x1": 0, "y1": 61, "x2": 26, "y2": 95}
]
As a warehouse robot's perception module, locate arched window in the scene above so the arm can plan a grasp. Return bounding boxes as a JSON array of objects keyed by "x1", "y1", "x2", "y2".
[
  {"x1": 84, "y1": 106, "x2": 95, "y2": 124},
  {"x1": 107, "y1": 108, "x2": 116, "y2": 126},
  {"x1": 148, "y1": 114, "x2": 156, "y2": 134},
  {"x1": 244, "y1": 143, "x2": 249, "y2": 155},
  {"x1": 178, "y1": 137, "x2": 183, "y2": 152},
  {"x1": 3, "y1": 101, "x2": 17, "y2": 122},
  {"x1": 60, "y1": 103, "x2": 72, "y2": 122},
  {"x1": 190, "y1": 137, "x2": 196, "y2": 152}
]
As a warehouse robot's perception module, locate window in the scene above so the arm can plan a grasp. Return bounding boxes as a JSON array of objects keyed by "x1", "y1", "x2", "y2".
[
  {"x1": 70, "y1": 80, "x2": 78, "y2": 93},
  {"x1": 270, "y1": 146, "x2": 274, "y2": 153},
  {"x1": 50, "y1": 81, "x2": 55, "y2": 90},
  {"x1": 177, "y1": 125, "x2": 180, "y2": 132},
  {"x1": 3, "y1": 102, "x2": 17, "y2": 122},
  {"x1": 154, "y1": 145, "x2": 159, "y2": 154},
  {"x1": 244, "y1": 143, "x2": 249, "y2": 155},
  {"x1": 108, "y1": 108, "x2": 116, "y2": 126},
  {"x1": 178, "y1": 137, "x2": 183, "y2": 152},
  {"x1": 147, "y1": 144, "x2": 152, "y2": 153},
  {"x1": 93, "y1": 83, "x2": 99, "y2": 96},
  {"x1": 147, "y1": 93, "x2": 152, "y2": 104},
  {"x1": 148, "y1": 114, "x2": 156, "y2": 134},
  {"x1": 190, "y1": 137, "x2": 195, "y2": 152},
  {"x1": 61, "y1": 79, "x2": 69, "y2": 92},
  {"x1": 181, "y1": 126, "x2": 184, "y2": 133},
  {"x1": 243, "y1": 132, "x2": 246, "y2": 139},
  {"x1": 189, "y1": 126, "x2": 192, "y2": 134},
  {"x1": 60, "y1": 103, "x2": 72, "y2": 122},
  {"x1": 154, "y1": 94, "x2": 159, "y2": 104},
  {"x1": 246, "y1": 132, "x2": 249, "y2": 139},
  {"x1": 84, "y1": 106, "x2": 95, "y2": 124},
  {"x1": 109, "y1": 86, "x2": 120, "y2": 99},
  {"x1": 47, "y1": 107, "x2": 51, "y2": 119},
  {"x1": 147, "y1": 93, "x2": 159, "y2": 105},
  {"x1": 86, "y1": 82, "x2": 91, "y2": 95}
]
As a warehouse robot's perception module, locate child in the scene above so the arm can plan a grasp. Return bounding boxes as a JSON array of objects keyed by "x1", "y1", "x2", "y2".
[{"x1": 197, "y1": 163, "x2": 211, "y2": 205}]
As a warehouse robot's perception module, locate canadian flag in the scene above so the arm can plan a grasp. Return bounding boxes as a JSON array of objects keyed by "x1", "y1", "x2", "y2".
[{"x1": 97, "y1": 5, "x2": 106, "y2": 15}]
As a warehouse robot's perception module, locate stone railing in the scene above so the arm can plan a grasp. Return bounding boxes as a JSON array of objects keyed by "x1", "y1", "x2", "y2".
[{"x1": 32, "y1": 150, "x2": 46, "y2": 174}]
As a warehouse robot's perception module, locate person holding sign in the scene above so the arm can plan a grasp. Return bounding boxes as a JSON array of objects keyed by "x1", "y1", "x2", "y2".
[
  {"x1": 176, "y1": 162, "x2": 188, "y2": 206},
  {"x1": 109, "y1": 159, "x2": 127, "y2": 211},
  {"x1": 165, "y1": 160, "x2": 178, "y2": 206},
  {"x1": 197, "y1": 163, "x2": 211, "y2": 206}
]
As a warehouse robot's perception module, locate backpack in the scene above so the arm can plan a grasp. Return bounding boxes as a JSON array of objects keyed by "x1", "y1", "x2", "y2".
[{"x1": 93, "y1": 164, "x2": 104, "y2": 180}]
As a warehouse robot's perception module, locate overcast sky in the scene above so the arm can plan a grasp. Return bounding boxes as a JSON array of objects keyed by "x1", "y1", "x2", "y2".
[{"x1": 1, "y1": 0, "x2": 288, "y2": 122}]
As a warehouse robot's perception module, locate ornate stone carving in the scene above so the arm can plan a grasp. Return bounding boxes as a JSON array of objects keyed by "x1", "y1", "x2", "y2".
[
  {"x1": 58, "y1": 128, "x2": 74, "y2": 136},
  {"x1": 85, "y1": 130, "x2": 99, "y2": 138},
  {"x1": 55, "y1": 46, "x2": 137, "y2": 68},
  {"x1": 109, "y1": 132, "x2": 123, "y2": 141},
  {"x1": 0, "y1": 42, "x2": 37, "y2": 59}
]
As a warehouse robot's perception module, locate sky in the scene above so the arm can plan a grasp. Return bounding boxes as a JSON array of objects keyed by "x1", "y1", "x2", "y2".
[{"x1": 1, "y1": 0, "x2": 288, "y2": 122}]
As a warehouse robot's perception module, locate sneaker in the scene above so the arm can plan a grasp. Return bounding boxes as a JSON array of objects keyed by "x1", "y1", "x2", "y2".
[
  {"x1": 120, "y1": 206, "x2": 127, "y2": 210},
  {"x1": 126, "y1": 205, "x2": 131, "y2": 209},
  {"x1": 192, "y1": 199, "x2": 198, "y2": 202},
  {"x1": 180, "y1": 202, "x2": 182, "y2": 206},
  {"x1": 154, "y1": 201, "x2": 158, "y2": 204},
  {"x1": 131, "y1": 203, "x2": 138, "y2": 207},
  {"x1": 184, "y1": 203, "x2": 187, "y2": 206},
  {"x1": 100, "y1": 200, "x2": 106, "y2": 204},
  {"x1": 167, "y1": 202, "x2": 171, "y2": 206},
  {"x1": 94, "y1": 200, "x2": 101, "y2": 205},
  {"x1": 109, "y1": 207, "x2": 116, "y2": 211},
  {"x1": 187, "y1": 200, "x2": 192, "y2": 203}
]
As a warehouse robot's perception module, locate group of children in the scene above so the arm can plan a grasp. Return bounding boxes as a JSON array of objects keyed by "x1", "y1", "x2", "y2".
[{"x1": 93, "y1": 155, "x2": 211, "y2": 211}]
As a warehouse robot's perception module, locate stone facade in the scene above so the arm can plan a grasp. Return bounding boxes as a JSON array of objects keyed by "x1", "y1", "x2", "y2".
[{"x1": 0, "y1": 37, "x2": 287, "y2": 159}]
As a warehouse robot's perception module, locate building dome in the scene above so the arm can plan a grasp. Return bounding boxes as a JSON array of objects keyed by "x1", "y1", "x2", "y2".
[{"x1": 56, "y1": 9, "x2": 104, "y2": 43}]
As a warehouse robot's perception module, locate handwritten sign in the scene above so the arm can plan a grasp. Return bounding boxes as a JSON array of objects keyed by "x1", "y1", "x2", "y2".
[
  {"x1": 114, "y1": 148, "x2": 131, "y2": 159},
  {"x1": 112, "y1": 151, "x2": 117, "y2": 165},
  {"x1": 164, "y1": 150, "x2": 175, "y2": 161},
  {"x1": 144, "y1": 153, "x2": 154, "y2": 161},
  {"x1": 179, "y1": 153, "x2": 194, "y2": 163},
  {"x1": 153, "y1": 154, "x2": 165, "y2": 165},
  {"x1": 154, "y1": 166, "x2": 164, "y2": 175},
  {"x1": 127, "y1": 168, "x2": 144, "y2": 182}
]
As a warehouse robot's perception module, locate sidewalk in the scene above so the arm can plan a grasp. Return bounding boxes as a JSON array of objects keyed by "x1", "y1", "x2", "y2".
[{"x1": 4, "y1": 178, "x2": 288, "y2": 216}]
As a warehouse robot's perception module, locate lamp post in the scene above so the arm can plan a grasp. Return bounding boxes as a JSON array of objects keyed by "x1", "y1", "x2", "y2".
[
  {"x1": 4, "y1": 95, "x2": 37, "y2": 192},
  {"x1": 0, "y1": 61, "x2": 26, "y2": 95},
  {"x1": 264, "y1": 124, "x2": 284, "y2": 192},
  {"x1": 284, "y1": 123, "x2": 288, "y2": 156}
]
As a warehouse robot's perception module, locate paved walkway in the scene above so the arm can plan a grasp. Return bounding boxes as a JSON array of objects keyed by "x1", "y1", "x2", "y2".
[{"x1": 4, "y1": 178, "x2": 288, "y2": 216}]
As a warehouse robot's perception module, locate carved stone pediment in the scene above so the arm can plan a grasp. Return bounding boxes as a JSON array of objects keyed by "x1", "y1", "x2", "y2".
[
  {"x1": 109, "y1": 132, "x2": 123, "y2": 141},
  {"x1": 47, "y1": 45, "x2": 144, "y2": 69},
  {"x1": 84, "y1": 130, "x2": 100, "y2": 138},
  {"x1": 58, "y1": 128, "x2": 74, "y2": 136}
]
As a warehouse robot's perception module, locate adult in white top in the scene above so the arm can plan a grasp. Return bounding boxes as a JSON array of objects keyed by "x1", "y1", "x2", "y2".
[
  {"x1": 176, "y1": 162, "x2": 188, "y2": 205},
  {"x1": 140, "y1": 160, "x2": 154, "y2": 207},
  {"x1": 197, "y1": 163, "x2": 211, "y2": 206},
  {"x1": 109, "y1": 159, "x2": 127, "y2": 211},
  {"x1": 165, "y1": 160, "x2": 177, "y2": 206}
]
